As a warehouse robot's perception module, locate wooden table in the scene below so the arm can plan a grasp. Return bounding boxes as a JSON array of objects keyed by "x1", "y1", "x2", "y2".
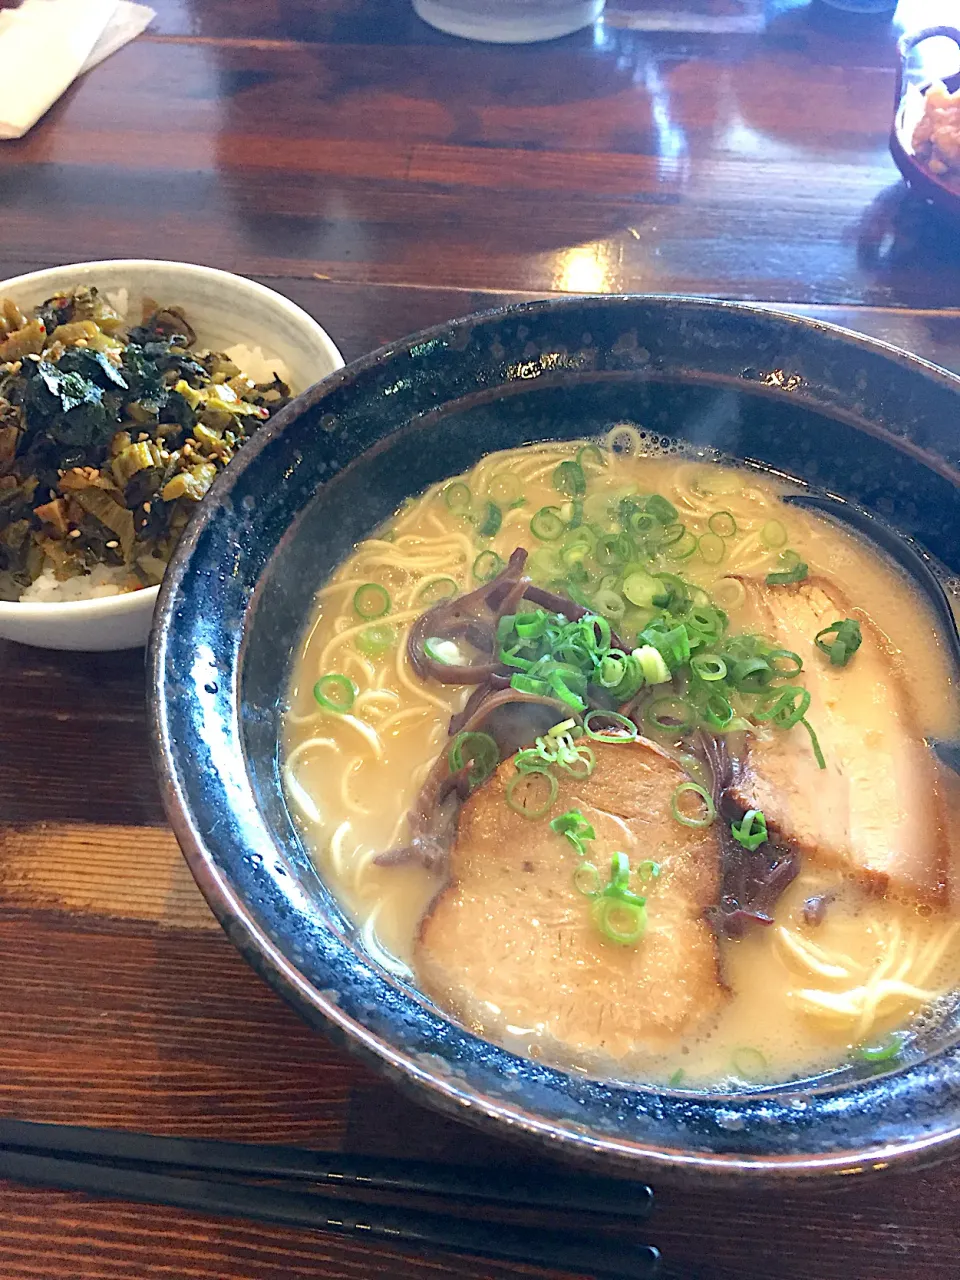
[{"x1": 2, "y1": 0, "x2": 960, "y2": 1276}]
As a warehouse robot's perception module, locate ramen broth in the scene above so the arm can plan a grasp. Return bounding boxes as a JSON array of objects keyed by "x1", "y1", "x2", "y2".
[{"x1": 283, "y1": 438, "x2": 960, "y2": 1086}]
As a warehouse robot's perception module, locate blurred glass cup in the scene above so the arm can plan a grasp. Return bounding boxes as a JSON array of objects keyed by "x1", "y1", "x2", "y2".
[{"x1": 412, "y1": 0, "x2": 605, "y2": 43}]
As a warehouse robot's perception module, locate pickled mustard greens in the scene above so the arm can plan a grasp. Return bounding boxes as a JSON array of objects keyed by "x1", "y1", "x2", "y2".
[
  {"x1": 283, "y1": 438, "x2": 960, "y2": 1088},
  {"x1": 0, "y1": 288, "x2": 290, "y2": 600}
]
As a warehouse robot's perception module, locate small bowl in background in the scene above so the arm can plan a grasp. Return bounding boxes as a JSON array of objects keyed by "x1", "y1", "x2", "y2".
[
  {"x1": 890, "y1": 25, "x2": 960, "y2": 220},
  {"x1": 0, "y1": 259, "x2": 344, "y2": 651}
]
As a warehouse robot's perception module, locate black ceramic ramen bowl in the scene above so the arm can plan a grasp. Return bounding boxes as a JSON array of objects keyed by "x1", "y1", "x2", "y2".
[{"x1": 149, "y1": 296, "x2": 960, "y2": 1184}]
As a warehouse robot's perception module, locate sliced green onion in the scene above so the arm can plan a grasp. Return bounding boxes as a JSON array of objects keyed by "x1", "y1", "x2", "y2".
[
  {"x1": 686, "y1": 605, "x2": 726, "y2": 640},
  {"x1": 577, "y1": 443, "x2": 606, "y2": 474},
  {"x1": 598, "y1": 653, "x2": 627, "y2": 688},
  {"x1": 356, "y1": 622, "x2": 396, "y2": 658},
  {"x1": 531, "y1": 506, "x2": 565, "y2": 541},
  {"x1": 443, "y1": 481, "x2": 471, "y2": 514},
  {"x1": 353, "y1": 582, "x2": 390, "y2": 620},
  {"x1": 592, "y1": 587, "x2": 626, "y2": 621},
  {"x1": 583, "y1": 710, "x2": 638, "y2": 742},
  {"x1": 729, "y1": 656, "x2": 771, "y2": 692},
  {"x1": 487, "y1": 472, "x2": 523, "y2": 506},
  {"x1": 667, "y1": 529, "x2": 698, "y2": 560},
  {"x1": 801, "y1": 717, "x2": 827, "y2": 770},
  {"x1": 671, "y1": 781, "x2": 716, "y2": 828},
  {"x1": 416, "y1": 576, "x2": 459, "y2": 604},
  {"x1": 761, "y1": 519, "x2": 788, "y2": 549},
  {"x1": 553, "y1": 460, "x2": 586, "y2": 498},
  {"x1": 476, "y1": 500, "x2": 502, "y2": 539},
  {"x1": 645, "y1": 695, "x2": 696, "y2": 734},
  {"x1": 855, "y1": 1032, "x2": 906, "y2": 1063},
  {"x1": 592, "y1": 895, "x2": 647, "y2": 946},
  {"x1": 634, "y1": 644, "x2": 671, "y2": 685},
  {"x1": 550, "y1": 808, "x2": 597, "y2": 856},
  {"x1": 628, "y1": 510, "x2": 658, "y2": 537},
  {"x1": 514, "y1": 748, "x2": 546, "y2": 773},
  {"x1": 668, "y1": 1068, "x2": 686, "y2": 1087},
  {"x1": 510, "y1": 672, "x2": 550, "y2": 696},
  {"x1": 548, "y1": 718, "x2": 578, "y2": 737},
  {"x1": 554, "y1": 741, "x2": 596, "y2": 777},
  {"x1": 753, "y1": 685, "x2": 811, "y2": 729},
  {"x1": 731, "y1": 1047, "x2": 768, "y2": 1079},
  {"x1": 638, "y1": 859, "x2": 661, "y2": 881},
  {"x1": 708, "y1": 510, "x2": 737, "y2": 538},
  {"x1": 506, "y1": 767, "x2": 558, "y2": 819},
  {"x1": 702, "y1": 690, "x2": 735, "y2": 731},
  {"x1": 574, "y1": 861, "x2": 602, "y2": 897},
  {"x1": 449, "y1": 731, "x2": 499, "y2": 788},
  {"x1": 691, "y1": 653, "x2": 727, "y2": 682},
  {"x1": 766, "y1": 552, "x2": 808, "y2": 585},
  {"x1": 713, "y1": 577, "x2": 747, "y2": 611},
  {"x1": 656, "y1": 520, "x2": 686, "y2": 547},
  {"x1": 473, "y1": 550, "x2": 505, "y2": 582},
  {"x1": 731, "y1": 809, "x2": 767, "y2": 851},
  {"x1": 423, "y1": 636, "x2": 462, "y2": 666},
  {"x1": 815, "y1": 618, "x2": 862, "y2": 667},
  {"x1": 313, "y1": 674, "x2": 356, "y2": 713},
  {"x1": 622, "y1": 571, "x2": 661, "y2": 608},
  {"x1": 767, "y1": 648, "x2": 803, "y2": 679},
  {"x1": 646, "y1": 494, "x2": 678, "y2": 524},
  {"x1": 697, "y1": 532, "x2": 726, "y2": 565}
]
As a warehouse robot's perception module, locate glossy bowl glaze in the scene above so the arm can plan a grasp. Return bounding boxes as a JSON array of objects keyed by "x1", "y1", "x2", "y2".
[
  {"x1": 0, "y1": 259, "x2": 343, "y2": 651},
  {"x1": 150, "y1": 296, "x2": 960, "y2": 1184}
]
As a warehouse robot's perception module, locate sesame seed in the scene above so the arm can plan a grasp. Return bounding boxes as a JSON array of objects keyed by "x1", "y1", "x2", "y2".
[
  {"x1": 68, "y1": 529, "x2": 81, "y2": 539},
  {"x1": 138, "y1": 433, "x2": 149, "y2": 442},
  {"x1": 105, "y1": 540, "x2": 119, "y2": 549},
  {"x1": 143, "y1": 501, "x2": 152, "y2": 513}
]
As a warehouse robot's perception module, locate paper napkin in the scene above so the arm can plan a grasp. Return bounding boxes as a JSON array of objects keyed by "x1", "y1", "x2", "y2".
[{"x1": 0, "y1": 0, "x2": 156, "y2": 140}]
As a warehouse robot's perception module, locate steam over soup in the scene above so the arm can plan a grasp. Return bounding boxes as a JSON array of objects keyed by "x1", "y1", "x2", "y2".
[{"x1": 283, "y1": 434, "x2": 960, "y2": 1087}]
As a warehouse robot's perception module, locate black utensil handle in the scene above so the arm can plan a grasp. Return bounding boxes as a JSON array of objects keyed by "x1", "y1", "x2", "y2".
[
  {"x1": 0, "y1": 1148, "x2": 660, "y2": 1280},
  {"x1": 0, "y1": 1118, "x2": 654, "y2": 1219}
]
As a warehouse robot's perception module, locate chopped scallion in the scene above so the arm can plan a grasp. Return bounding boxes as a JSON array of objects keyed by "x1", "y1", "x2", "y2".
[
  {"x1": 476, "y1": 500, "x2": 502, "y2": 539},
  {"x1": 815, "y1": 618, "x2": 862, "y2": 667},
  {"x1": 313, "y1": 674, "x2": 356, "y2": 713},
  {"x1": 697, "y1": 531, "x2": 726, "y2": 565},
  {"x1": 356, "y1": 622, "x2": 396, "y2": 658},
  {"x1": 423, "y1": 636, "x2": 462, "y2": 666},
  {"x1": 473, "y1": 549, "x2": 505, "y2": 582},
  {"x1": 730, "y1": 809, "x2": 767, "y2": 851},
  {"x1": 443, "y1": 481, "x2": 471, "y2": 514},
  {"x1": 583, "y1": 710, "x2": 638, "y2": 742},
  {"x1": 352, "y1": 582, "x2": 390, "y2": 620},
  {"x1": 766, "y1": 552, "x2": 808, "y2": 585},
  {"x1": 691, "y1": 653, "x2": 727, "y2": 682},
  {"x1": 592, "y1": 895, "x2": 647, "y2": 946},
  {"x1": 800, "y1": 717, "x2": 827, "y2": 770},
  {"x1": 708, "y1": 510, "x2": 737, "y2": 538},
  {"x1": 505, "y1": 767, "x2": 558, "y2": 819},
  {"x1": 449, "y1": 731, "x2": 500, "y2": 788},
  {"x1": 553, "y1": 460, "x2": 587, "y2": 498},
  {"x1": 761, "y1": 519, "x2": 787, "y2": 549},
  {"x1": 530, "y1": 505, "x2": 565, "y2": 541},
  {"x1": 671, "y1": 781, "x2": 716, "y2": 828}
]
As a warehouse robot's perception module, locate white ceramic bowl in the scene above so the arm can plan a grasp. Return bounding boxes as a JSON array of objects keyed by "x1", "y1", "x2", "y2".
[{"x1": 0, "y1": 260, "x2": 344, "y2": 651}]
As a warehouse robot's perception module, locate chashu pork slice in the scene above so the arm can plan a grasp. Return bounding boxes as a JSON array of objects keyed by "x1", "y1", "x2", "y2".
[
  {"x1": 730, "y1": 576, "x2": 949, "y2": 903},
  {"x1": 416, "y1": 739, "x2": 725, "y2": 1063}
]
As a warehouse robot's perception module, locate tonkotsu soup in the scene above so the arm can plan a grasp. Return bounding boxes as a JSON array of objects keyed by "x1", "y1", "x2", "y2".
[{"x1": 283, "y1": 431, "x2": 960, "y2": 1087}]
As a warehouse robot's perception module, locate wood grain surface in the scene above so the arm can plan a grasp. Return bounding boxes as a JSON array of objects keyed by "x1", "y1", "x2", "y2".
[{"x1": 2, "y1": 0, "x2": 960, "y2": 1277}]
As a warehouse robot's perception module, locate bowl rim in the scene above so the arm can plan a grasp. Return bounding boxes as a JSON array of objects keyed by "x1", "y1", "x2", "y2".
[
  {"x1": 0, "y1": 258, "x2": 344, "y2": 617},
  {"x1": 150, "y1": 293, "x2": 960, "y2": 1184}
]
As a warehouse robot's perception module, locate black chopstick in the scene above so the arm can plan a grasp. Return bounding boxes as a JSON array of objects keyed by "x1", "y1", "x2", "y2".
[
  {"x1": 0, "y1": 1118, "x2": 653, "y2": 1219},
  {"x1": 0, "y1": 1147, "x2": 660, "y2": 1280}
]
